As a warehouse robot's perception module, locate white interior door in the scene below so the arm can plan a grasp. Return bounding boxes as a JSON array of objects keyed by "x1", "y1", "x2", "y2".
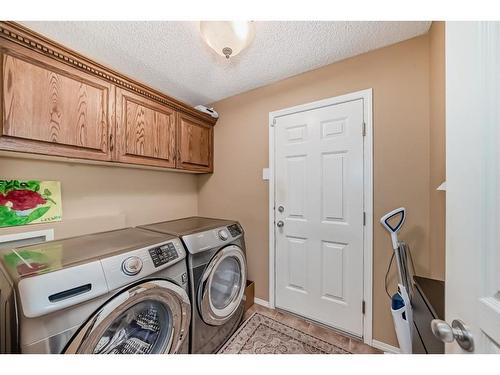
[
  {"x1": 445, "y1": 21, "x2": 500, "y2": 353},
  {"x1": 274, "y1": 98, "x2": 366, "y2": 337}
]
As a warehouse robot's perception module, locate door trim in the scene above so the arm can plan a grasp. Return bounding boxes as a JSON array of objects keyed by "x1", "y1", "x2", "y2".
[{"x1": 268, "y1": 88, "x2": 373, "y2": 345}]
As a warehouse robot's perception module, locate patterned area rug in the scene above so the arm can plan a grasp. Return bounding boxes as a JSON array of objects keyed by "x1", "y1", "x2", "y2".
[{"x1": 218, "y1": 312, "x2": 351, "y2": 354}]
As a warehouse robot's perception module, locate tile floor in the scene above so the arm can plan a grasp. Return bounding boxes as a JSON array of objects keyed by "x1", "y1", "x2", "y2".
[{"x1": 242, "y1": 303, "x2": 382, "y2": 354}]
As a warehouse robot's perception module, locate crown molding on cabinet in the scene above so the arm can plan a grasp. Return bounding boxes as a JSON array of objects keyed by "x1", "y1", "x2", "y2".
[{"x1": 0, "y1": 21, "x2": 217, "y2": 126}]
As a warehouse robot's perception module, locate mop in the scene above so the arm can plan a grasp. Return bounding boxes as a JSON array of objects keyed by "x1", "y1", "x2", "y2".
[{"x1": 380, "y1": 207, "x2": 415, "y2": 354}]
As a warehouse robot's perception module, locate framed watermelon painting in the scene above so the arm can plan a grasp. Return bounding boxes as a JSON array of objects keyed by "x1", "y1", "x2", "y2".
[{"x1": 0, "y1": 180, "x2": 62, "y2": 228}]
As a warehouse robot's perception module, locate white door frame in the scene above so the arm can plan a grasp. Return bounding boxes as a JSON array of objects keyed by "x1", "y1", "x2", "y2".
[{"x1": 268, "y1": 88, "x2": 373, "y2": 344}]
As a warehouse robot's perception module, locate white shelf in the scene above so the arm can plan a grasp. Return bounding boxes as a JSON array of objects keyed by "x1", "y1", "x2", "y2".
[{"x1": 437, "y1": 181, "x2": 447, "y2": 191}]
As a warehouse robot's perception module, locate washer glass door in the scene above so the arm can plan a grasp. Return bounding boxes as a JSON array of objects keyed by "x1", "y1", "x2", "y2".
[
  {"x1": 64, "y1": 280, "x2": 190, "y2": 354},
  {"x1": 92, "y1": 299, "x2": 171, "y2": 354},
  {"x1": 199, "y1": 245, "x2": 246, "y2": 325}
]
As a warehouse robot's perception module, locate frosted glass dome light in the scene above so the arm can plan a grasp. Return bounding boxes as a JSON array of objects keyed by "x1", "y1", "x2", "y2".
[{"x1": 200, "y1": 21, "x2": 255, "y2": 59}]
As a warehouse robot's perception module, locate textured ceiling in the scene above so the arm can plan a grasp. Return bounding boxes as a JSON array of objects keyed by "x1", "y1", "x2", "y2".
[{"x1": 21, "y1": 21, "x2": 431, "y2": 106}]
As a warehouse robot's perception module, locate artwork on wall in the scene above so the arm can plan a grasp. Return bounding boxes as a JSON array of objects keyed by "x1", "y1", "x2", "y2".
[{"x1": 0, "y1": 180, "x2": 62, "y2": 228}]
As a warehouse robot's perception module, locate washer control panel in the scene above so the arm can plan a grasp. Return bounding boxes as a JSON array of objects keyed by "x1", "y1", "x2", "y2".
[
  {"x1": 100, "y1": 239, "x2": 185, "y2": 291},
  {"x1": 148, "y1": 242, "x2": 179, "y2": 268},
  {"x1": 121, "y1": 256, "x2": 143, "y2": 275}
]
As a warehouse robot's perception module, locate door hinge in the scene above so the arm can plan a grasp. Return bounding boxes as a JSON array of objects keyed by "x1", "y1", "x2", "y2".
[
  {"x1": 363, "y1": 212, "x2": 366, "y2": 226},
  {"x1": 362, "y1": 300, "x2": 366, "y2": 314},
  {"x1": 362, "y1": 122, "x2": 366, "y2": 137},
  {"x1": 270, "y1": 118, "x2": 276, "y2": 127}
]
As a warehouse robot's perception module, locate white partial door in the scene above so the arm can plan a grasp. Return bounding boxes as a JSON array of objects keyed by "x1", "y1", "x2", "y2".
[
  {"x1": 444, "y1": 21, "x2": 500, "y2": 353},
  {"x1": 274, "y1": 98, "x2": 366, "y2": 337}
]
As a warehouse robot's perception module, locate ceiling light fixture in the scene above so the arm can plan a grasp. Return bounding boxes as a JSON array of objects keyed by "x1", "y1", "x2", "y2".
[{"x1": 199, "y1": 21, "x2": 255, "y2": 59}]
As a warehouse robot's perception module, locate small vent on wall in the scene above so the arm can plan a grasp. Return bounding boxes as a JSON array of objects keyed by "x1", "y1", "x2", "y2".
[{"x1": 0, "y1": 229, "x2": 54, "y2": 250}]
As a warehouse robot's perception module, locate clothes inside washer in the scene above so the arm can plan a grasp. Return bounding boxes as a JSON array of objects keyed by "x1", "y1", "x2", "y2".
[{"x1": 94, "y1": 301, "x2": 171, "y2": 354}]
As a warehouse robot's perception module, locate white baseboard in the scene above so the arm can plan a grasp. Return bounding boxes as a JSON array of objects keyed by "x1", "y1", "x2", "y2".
[
  {"x1": 371, "y1": 340, "x2": 401, "y2": 354},
  {"x1": 254, "y1": 298, "x2": 271, "y2": 308}
]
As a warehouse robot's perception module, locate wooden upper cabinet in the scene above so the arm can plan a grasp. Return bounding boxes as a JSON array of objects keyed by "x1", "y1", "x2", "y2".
[
  {"x1": 115, "y1": 88, "x2": 176, "y2": 168},
  {"x1": 1, "y1": 51, "x2": 113, "y2": 161},
  {"x1": 0, "y1": 22, "x2": 217, "y2": 172},
  {"x1": 176, "y1": 112, "x2": 213, "y2": 172}
]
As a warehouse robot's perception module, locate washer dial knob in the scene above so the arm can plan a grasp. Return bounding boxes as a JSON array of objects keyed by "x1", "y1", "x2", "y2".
[
  {"x1": 218, "y1": 229, "x2": 229, "y2": 241},
  {"x1": 122, "y1": 256, "x2": 143, "y2": 276}
]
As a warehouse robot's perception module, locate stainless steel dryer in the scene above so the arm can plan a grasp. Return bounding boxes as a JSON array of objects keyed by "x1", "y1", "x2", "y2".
[
  {"x1": 139, "y1": 217, "x2": 247, "y2": 354},
  {"x1": 0, "y1": 228, "x2": 191, "y2": 354}
]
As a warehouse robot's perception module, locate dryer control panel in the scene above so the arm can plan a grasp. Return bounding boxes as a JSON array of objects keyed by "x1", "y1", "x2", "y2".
[
  {"x1": 182, "y1": 223, "x2": 244, "y2": 254},
  {"x1": 227, "y1": 224, "x2": 242, "y2": 237}
]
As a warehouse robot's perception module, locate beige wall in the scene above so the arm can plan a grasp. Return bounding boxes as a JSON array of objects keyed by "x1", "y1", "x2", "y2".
[
  {"x1": 0, "y1": 156, "x2": 198, "y2": 240},
  {"x1": 199, "y1": 25, "x2": 445, "y2": 346},
  {"x1": 428, "y1": 22, "x2": 446, "y2": 280}
]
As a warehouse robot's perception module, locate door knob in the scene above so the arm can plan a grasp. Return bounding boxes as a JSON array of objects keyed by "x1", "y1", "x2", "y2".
[
  {"x1": 431, "y1": 319, "x2": 474, "y2": 352},
  {"x1": 276, "y1": 220, "x2": 284, "y2": 228}
]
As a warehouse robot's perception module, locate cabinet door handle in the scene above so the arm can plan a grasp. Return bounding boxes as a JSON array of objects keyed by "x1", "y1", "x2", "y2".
[{"x1": 109, "y1": 133, "x2": 114, "y2": 152}]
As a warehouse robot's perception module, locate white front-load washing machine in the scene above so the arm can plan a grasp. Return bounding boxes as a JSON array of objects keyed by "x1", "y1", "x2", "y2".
[
  {"x1": 139, "y1": 217, "x2": 247, "y2": 354},
  {"x1": 0, "y1": 228, "x2": 191, "y2": 354}
]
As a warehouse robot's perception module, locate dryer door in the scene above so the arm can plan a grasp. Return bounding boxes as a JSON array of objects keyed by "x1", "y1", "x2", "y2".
[
  {"x1": 64, "y1": 280, "x2": 190, "y2": 354},
  {"x1": 198, "y1": 245, "x2": 247, "y2": 326}
]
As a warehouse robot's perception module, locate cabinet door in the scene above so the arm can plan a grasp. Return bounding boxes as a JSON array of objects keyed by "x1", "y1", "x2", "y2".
[
  {"x1": 1, "y1": 51, "x2": 113, "y2": 160},
  {"x1": 177, "y1": 113, "x2": 213, "y2": 172},
  {"x1": 115, "y1": 88, "x2": 176, "y2": 168}
]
